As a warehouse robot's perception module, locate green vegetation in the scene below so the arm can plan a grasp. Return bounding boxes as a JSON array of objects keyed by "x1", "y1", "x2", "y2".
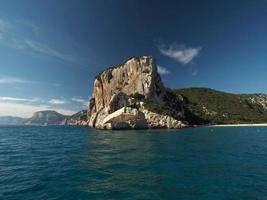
[
  {"x1": 70, "y1": 110, "x2": 87, "y2": 121},
  {"x1": 143, "y1": 90, "x2": 184, "y2": 119},
  {"x1": 143, "y1": 99, "x2": 175, "y2": 116},
  {"x1": 89, "y1": 98, "x2": 95, "y2": 111},
  {"x1": 130, "y1": 91, "x2": 181, "y2": 117},
  {"x1": 129, "y1": 88, "x2": 267, "y2": 125},
  {"x1": 172, "y1": 88, "x2": 267, "y2": 124},
  {"x1": 129, "y1": 92, "x2": 145, "y2": 101}
]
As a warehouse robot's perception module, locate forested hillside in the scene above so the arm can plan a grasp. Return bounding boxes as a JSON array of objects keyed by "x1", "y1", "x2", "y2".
[{"x1": 173, "y1": 88, "x2": 267, "y2": 124}]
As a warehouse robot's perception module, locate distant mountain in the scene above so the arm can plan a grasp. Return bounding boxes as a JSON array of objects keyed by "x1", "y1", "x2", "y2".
[
  {"x1": 172, "y1": 88, "x2": 267, "y2": 124},
  {"x1": 0, "y1": 116, "x2": 25, "y2": 125},
  {"x1": 25, "y1": 110, "x2": 66, "y2": 125},
  {"x1": 65, "y1": 110, "x2": 87, "y2": 125},
  {"x1": 0, "y1": 110, "x2": 88, "y2": 126}
]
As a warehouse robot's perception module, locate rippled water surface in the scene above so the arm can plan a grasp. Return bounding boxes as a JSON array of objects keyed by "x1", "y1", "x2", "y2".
[{"x1": 0, "y1": 126, "x2": 267, "y2": 200}]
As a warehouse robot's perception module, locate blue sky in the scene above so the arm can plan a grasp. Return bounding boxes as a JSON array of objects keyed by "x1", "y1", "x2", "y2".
[{"x1": 1, "y1": 0, "x2": 267, "y2": 117}]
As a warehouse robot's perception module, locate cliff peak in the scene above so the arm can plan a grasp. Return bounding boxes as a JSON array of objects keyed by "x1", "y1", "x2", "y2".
[
  {"x1": 87, "y1": 56, "x2": 186, "y2": 129},
  {"x1": 94, "y1": 56, "x2": 165, "y2": 110}
]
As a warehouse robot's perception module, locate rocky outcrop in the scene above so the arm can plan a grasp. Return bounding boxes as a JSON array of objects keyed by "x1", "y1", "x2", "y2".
[
  {"x1": 100, "y1": 107, "x2": 147, "y2": 129},
  {"x1": 142, "y1": 109, "x2": 186, "y2": 129},
  {"x1": 87, "y1": 56, "x2": 187, "y2": 129},
  {"x1": 93, "y1": 56, "x2": 165, "y2": 111},
  {"x1": 65, "y1": 110, "x2": 88, "y2": 125}
]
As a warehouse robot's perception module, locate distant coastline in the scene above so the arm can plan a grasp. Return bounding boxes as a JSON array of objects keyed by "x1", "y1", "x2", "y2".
[
  {"x1": 210, "y1": 123, "x2": 267, "y2": 127},
  {"x1": 0, "y1": 110, "x2": 87, "y2": 126}
]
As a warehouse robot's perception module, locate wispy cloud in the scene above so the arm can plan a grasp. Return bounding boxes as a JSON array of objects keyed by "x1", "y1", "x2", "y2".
[
  {"x1": 191, "y1": 69, "x2": 198, "y2": 76},
  {"x1": 0, "y1": 102, "x2": 75, "y2": 118},
  {"x1": 0, "y1": 96, "x2": 75, "y2": 117},
  {"x1": 0, "y1": 18, "x2": 10, "y2": 32},
  {"x1": 71, "y1": 97, "x2": 86, "y2": 103},
  {"x1": 0, "y1": 75, "x2": 60, "y2": 86},
  {"x1": 16, "y1": 20, "x2": 40, "y2": 35},
  {"x1": 72, "y1": 97, "x2": 88, "y2": 107},
  {"x1": 0, "y1": 96, "x2": 35, "y2": 102},
  {"x1": 157, "y1": 65, "x2": 170, "y2": 75},
  {"x1": 24, "y1": 40, "x2": 76, "y2": 62},
  {"x1": 0, "y1": 96, "x2": 40, "y2": 104},
  {"x1": 159, "y1": 42, "x2": 201, "y2": 64},
  {"x1": 49, "y1": 99, "x2": 66, "y2": 105},
  {"x1": 0, "y1": 18, "x2": 75, "y2": 63},
  {"x1": 0, "y1": 76, "x2": 36, "y2": 84}
]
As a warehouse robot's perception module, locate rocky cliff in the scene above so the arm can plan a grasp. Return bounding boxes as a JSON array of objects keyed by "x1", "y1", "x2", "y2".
[
  {"x1": 65, "y1": 110, "x2": 88, "y2": 125},
  {"x1": 87, "y1": 56, "x2": 186, "y2": 129}
]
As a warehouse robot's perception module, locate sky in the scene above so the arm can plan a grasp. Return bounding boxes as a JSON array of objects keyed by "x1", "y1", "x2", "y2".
[{"x1": 1, "y1": 0, "x2": 267, "y2": 117}]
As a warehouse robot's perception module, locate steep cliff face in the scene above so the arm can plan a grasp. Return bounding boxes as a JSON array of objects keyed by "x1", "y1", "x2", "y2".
[
  {"x1": 93, "y1": 56, "x2": 165, "y2": 112},
  {"x1": 88, "y1": 56, "x2": 186, "y2": 129}
]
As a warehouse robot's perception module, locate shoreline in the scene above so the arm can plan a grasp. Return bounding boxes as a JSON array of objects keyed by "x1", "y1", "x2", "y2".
[{"x1": 209, "y1": 123, "x2": 267, "y2": 127}]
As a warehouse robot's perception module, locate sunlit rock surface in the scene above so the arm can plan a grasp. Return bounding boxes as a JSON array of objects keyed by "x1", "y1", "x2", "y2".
[{"x1": 87, "y1": 56, "x2": 186, "y2": 129}]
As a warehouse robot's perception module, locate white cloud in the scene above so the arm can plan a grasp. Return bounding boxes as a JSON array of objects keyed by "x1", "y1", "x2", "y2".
[
  {"x1": 157, "y1": 65, "x2": 170, "y2": 75},
  {"x1": 159, "y1": 43, "x2": 201, "y2": 64},
  {"x1": 49, "y1": 99, "x2": 66, "y2": 105},
  {"x1": 0, "y1": 102, "x2": 75, "y2": 118},
  {"x1": 72, "y1": 97, "x2": 85, "y2": 103},
  {"x1": 0, "y1": 96, "x2": 76, "y2": 117},
  {"x1": 0, "y1": 96, "x2": 39, "y2": 103},
  {"x1": 72, "y1": 97, "x2": 88, "y2": 107},
  {"x1": 0, "y1": 97, "x2": 30, "y2": 102},
  {"x1": 0, "y1": 76, "x2": 35, "y2": 84}
]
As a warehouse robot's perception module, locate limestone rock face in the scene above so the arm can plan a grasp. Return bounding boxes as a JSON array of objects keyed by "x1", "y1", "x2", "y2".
[
  {"x1": 87, "y1": 56, "x2": 186, "y2": 129},
  {"x1": 108, "y1": 92, "x2": 129, "y2": 113},
  {"x1": 142, "y1": 109, "x2": 186, "y2": 129},
  {"x1": 101, "y1": 107, "x2": 147, "y2": 129},
  {"x1": 93, "y1": 56, "x2": 165, "y2": 112}
]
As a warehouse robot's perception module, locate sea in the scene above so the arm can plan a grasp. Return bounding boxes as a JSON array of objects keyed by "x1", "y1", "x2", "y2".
[{"x1": 0, "y1": 126, "x2": 266, "y2": 200}]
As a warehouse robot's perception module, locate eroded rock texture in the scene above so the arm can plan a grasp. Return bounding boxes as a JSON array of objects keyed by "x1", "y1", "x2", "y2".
[{"x1": 87, "y1": 56, "x2": 186, "y2": 129}]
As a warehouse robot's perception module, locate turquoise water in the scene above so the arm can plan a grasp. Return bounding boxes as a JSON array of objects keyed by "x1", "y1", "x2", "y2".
[{"x1": 0, "y1": 126, "x2": 267, "y2": 200}]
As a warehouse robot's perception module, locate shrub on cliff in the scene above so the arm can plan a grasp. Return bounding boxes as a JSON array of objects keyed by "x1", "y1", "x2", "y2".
[{"x1": 129, "y1": 92, "x2": 145, "y2": 101}]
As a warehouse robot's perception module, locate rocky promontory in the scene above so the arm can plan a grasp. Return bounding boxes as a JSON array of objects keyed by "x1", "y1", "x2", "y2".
[{"x1": 87, "y1": 56, "x2": 187, "y2": 129}]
